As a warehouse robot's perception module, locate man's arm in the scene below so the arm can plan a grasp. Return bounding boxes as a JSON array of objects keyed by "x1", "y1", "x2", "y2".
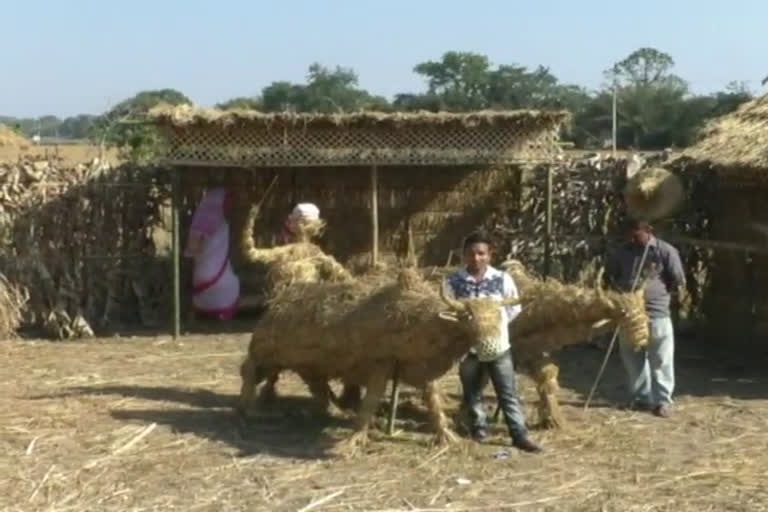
[
  {"x1": 604, "y1": 247, "x2": 621, "y2": 290},
  {"x1": 502, "y1": 273, "x2": 522, "y2": 323},
  {"x1": 663, "y1": 245, "x2": 686, "y2": 293}
]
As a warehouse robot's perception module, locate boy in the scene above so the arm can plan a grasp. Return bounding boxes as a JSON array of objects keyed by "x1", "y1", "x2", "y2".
[{"x1": 444, "y1": 231, "x2": 542, "y2": 453}]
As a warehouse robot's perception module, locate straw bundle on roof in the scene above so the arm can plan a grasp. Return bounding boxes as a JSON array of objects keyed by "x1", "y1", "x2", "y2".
[
  {"x1": 502, "y1": 259, "x2": 649, "y2": 427},
  {"x1": 147, "y1": 104, "x2": 571, "y2": 131},
  {"x1": 623, "y1": 167, "x2": 685, "y2": 221},
  {"x1": 679, "y1": 93, "x2": 768, "y2": 172},
  {"x1": 238, "y1": 267, "x2": 520, "y2": 451}
]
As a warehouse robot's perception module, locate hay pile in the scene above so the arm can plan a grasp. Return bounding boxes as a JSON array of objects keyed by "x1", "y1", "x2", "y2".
[
  {"x1": 0, "y1": 158, "x2": 169, "y2": 338},
  {"x1": 0, "y1": 124, "x2": 29, "y2": 148},
  {"x1": 238, "y1": 267, "x2": 518, "y2": 451},
  {"x1": 502, "y1": 259, "x2": 649, "y2": 427},
  {"x1": 623, "y1": 166, "x2": 685, "y2": 221}
]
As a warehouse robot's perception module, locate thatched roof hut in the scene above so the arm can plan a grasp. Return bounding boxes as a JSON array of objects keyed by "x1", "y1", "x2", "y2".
[
  {"x1": 676, "y1": 93, "x2": 768, "y2": 181},
  {"x1": 669, "y1": 93, "x2": 768, "y2": 346},
  {"x1": 146, "y1": 104, "x2": 569, "y2": 168}
]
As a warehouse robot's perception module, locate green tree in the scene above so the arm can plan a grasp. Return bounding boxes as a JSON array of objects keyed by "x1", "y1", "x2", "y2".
[
  {"x1": 215, "y1": 97, "x2": 262, "y2": 110},
  {"x1": 95, "y1": 88, "x2": 192, "y2": 162},
  {"x1": 605, "y1": 47, "x2": 689, "y2": 148},
  {"x1": 259, "y1": 64, "x2": 390, "y2": 113},
  {"x1": 413, "y1": 51, "x2": 492, "y2": 110}
]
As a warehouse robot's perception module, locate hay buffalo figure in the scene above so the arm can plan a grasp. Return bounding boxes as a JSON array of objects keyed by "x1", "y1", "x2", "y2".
[{"x1": 237, "y1": 268, "x2": 521, "y2": 453}]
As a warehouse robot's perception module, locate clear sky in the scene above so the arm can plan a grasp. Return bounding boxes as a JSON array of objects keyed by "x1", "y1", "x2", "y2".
[{"x1": 3, "y1": 0, "x2": 766, "y2": 118}]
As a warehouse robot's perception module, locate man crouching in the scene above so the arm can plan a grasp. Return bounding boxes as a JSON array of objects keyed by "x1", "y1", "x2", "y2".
[{"x1": 444, "y1": 231, "x2": 542, "y2": 454}]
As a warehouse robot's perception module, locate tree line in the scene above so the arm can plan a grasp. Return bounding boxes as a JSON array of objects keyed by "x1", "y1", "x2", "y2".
[{"x1": 2, "y1": 47, "x2": 758, "y2": 153}]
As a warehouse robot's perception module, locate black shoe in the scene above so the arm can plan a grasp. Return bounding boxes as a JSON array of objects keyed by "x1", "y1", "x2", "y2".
[
  {"x1": 512, "y1": 436, "x2": 543, "y2": 453},
  {"x1": 471, "y1": 427, "x2": 489, "y2": 442}
]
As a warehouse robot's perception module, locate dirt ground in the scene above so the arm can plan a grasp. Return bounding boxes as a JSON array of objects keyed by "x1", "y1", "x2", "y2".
[{"x1": 2, "y1": 333, "x2": 767, "y2": 512}]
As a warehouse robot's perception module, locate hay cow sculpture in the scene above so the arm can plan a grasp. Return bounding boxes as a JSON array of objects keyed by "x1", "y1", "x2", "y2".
[
  {"x1": 238, "y1": 202, "x2": 363, "y2": 410},
  {"x1": 237, "y1": 267, "x2": 521, "y2": 452},
  {"x1": 501, "y1": 259, "x2": 650, "y2": 427}
]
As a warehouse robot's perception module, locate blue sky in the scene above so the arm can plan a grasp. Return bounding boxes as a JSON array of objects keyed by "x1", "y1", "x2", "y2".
[{"x1": 3, "y1": 0, "x2": 766, "y2": 117}]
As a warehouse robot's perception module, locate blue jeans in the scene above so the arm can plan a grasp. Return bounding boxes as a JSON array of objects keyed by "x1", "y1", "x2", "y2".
[
  {"x1": 459, "y1": 349, "x2": 528, "y2": 439},
  {"x1": 618, "y1": 316, "x2": 675, "y2": 406}
]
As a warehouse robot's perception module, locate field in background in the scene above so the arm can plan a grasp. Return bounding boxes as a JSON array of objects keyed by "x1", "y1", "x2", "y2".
[
  {"x1": 0, "y1": 143, "x2": 120, "y2": 166},
  {"x1": 2, "y1": 335, "x2": 767, "y2": 511}
]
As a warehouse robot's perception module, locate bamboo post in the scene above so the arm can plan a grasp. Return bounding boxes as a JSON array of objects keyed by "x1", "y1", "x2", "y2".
[
  {"x1": 543, "y1": 166, "x2": 554, "y2": 278},
  {"x1": 171, "y1": 169, "x2": 181, "y2": 339},
  {"x1": 371, "y1": 165, "x2": 379, "y2": 266},
  {"x1": 386, "y1": 362, "x2": 400, "y2": 436}
]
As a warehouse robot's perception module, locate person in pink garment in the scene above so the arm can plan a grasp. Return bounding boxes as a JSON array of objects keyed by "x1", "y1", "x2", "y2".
[{"x1": 184, "y1": 187, "x2": 240, "y2": 321}]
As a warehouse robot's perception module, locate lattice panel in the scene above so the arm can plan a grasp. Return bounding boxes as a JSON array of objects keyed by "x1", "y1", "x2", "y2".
[{"x1": 157, "y1": 123, "x2": 562, "y2": 167}]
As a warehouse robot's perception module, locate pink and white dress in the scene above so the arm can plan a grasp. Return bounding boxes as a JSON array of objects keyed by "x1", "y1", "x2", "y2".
[{"x1": 184, "y1": 188, "x2": 240, "y2": 320}]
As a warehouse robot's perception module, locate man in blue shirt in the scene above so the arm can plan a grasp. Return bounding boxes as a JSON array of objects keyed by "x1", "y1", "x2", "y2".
[
  {"x1": 444, "y1": 232, "x2": 542, "y2": 453},
  {"x1": 606, "y1": 219, "x2": 686, "y2": 418}
]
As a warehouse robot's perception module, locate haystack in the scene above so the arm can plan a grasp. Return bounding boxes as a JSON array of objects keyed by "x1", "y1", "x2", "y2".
[
  {"x1": 238, "y1": 267, "x2": 520, "y2": 452},
  {"x1": 623, "y1": 166, "x2": 685, "y2": 221},
  {"x1": 0, "y1": 124, "x2": 29, "y2": 148},
  {"x1": 501, "y1": 259, "x2": 649, "y2": 427}
]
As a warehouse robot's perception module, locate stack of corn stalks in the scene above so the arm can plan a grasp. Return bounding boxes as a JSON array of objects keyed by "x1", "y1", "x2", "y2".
[{"x1": 0, "y1": 157, "x2": 171, "y2": 339}]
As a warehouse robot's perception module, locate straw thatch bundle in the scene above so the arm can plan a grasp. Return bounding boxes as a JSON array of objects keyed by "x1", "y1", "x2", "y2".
[
  {"x1": 0, "y1": 273, "x2": 28, "y2": 338},
  {"x1": 502, "y1": 259, "x2": 649, "y2": 427},
  {"x1": 147, "y1": 104, "x2": 570, "y2": 131},
  {"x1": 623, "y1": 167, "x2": 685, "y2": 221},
  {"x1": 238, "y1": 267, "x2": 520, "y2": 451}
]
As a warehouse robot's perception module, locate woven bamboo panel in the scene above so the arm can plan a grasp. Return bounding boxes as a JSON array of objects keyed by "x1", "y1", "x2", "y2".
[{"x1": 157, "y1": 123, "x2": 561, "y2": 167}]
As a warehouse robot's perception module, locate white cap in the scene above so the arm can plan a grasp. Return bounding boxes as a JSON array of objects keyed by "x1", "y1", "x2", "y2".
[{"x1": 290, "y1": 202, "x2": 320, "y2": 221}]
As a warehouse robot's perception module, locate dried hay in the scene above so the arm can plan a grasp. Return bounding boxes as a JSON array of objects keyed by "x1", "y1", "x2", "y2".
[
  {"x1": 0, "y1": 272, "x2": 28, "y2": 338},
  {"x1": 147, "y1": 103, "x2": 571, "y2": 131},
  {"x1": 5, "y1": 335, "x2": 768, "y2": 511},
  {"x1": 623, "y1": 167, "x2": 685, "y2": 221},
  {"x1": 238, "y1": 267, "x2": 520, "y2": 451},
  {"x1": 0, "y1": 123, "x2": 29, "y2": 148},
  {"x1": 501, "y1": 259, "x2": 649, "y2": 427}
]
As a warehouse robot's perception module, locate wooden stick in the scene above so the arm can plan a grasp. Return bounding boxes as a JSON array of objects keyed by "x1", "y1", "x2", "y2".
[
  {"x1": 387, "y1": 362, "x2": 400, "y2": 436},
  {"x1": 171, "y1": 169, "x2": 181, "y2": 340},
  {"x1": 371, "y1": 165, "x2": 379, "y2": 266}
]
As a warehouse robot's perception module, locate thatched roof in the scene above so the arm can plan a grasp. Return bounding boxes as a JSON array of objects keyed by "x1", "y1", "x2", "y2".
[
  {"x1": 146, "y1": 104, "x2": 570, "y2": 131},
  {"x1": 679, "y1": 93, "x2": 768, "y2": 172}
]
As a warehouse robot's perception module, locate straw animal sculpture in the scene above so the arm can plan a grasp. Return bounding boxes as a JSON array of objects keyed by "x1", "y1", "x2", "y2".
[
  {"x1": 239, "y1": 202, "x2": 362, "y2": 409},
  {"x1": 237, "y1": 267, "x2": 521, "y2": 454},
  {"x1": 501, "y1": 259, "x2": 649, "y2": 427},
  {"x1": 623, "y1": 166, "x2": 685, "y2": 221}
]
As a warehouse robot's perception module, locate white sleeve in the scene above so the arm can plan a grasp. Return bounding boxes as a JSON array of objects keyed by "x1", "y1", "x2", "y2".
[
  {"x1": 442, "y1": 277, "x2": 456, "y2": 300},
  {"x1": 503, "y1": 273, "x2": 522, "y2": 324}
]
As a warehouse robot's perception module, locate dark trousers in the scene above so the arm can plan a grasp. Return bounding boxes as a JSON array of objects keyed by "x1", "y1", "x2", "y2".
[{"x1": 459, "y1": 349, "x2": 528, "y2": 439}]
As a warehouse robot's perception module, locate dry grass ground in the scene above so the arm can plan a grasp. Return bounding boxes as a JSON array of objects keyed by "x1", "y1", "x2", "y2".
[{"x1": 2, "y1": 333, "x2": 768, "y2": 512}]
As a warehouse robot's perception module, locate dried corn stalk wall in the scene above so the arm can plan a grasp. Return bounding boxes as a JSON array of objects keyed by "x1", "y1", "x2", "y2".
[
  {"x1": 490, "y1": 156, "x2": 719, "y2": 331},
  {"x1": 0, "y1": 158, "x2": 172, "y2": 338}
]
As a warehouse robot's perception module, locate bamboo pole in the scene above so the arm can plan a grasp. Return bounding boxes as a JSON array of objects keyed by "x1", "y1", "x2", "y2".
[
  {"x1": 543, "y1": 166, "x2": 554, "y2": 278},
  {"x1": 371, "y1": 165, "x2": 379, "y2": 266},
  {"x1": 171, "y1": 169, "x2": 181, "y2": 339}
]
